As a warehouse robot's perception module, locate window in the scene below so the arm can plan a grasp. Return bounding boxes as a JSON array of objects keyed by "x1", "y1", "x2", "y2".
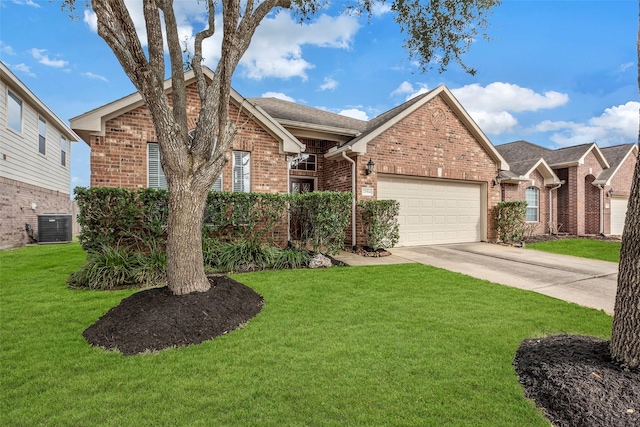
[
  {"x1": 233, "y1": 151, "x2": 250, "y2": 192},
  {"x1": 60, "y1": 136, "x2": 67, "y2": 166},
  {"x1": 147, "y1": 143, "x2": 222, "y2": 190},
  {"x1": 289, "y1": 153, "x2": 316, "y2": 171},
  {"x1": 7, "y1": 90, "x2": 22, "y2": 133},
  {"x1": 38, "y1": 117, "x2": 46, "y2": 155},
  {"x1": 525, "y1": 187, "x2": 539, "y2": 222}
]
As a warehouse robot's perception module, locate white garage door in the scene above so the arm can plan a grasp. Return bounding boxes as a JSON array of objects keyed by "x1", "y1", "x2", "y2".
[
  {"x1": 610, "y1": 197, "x2": 629, "y2": 235},
  {"x1": 377, "y1": 175, "x2": 482, "y2": 246}
]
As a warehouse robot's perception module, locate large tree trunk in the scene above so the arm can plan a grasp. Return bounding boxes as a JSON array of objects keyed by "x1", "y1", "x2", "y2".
[
  {"x1": 165, "y1": 178, "x2": 211, "y2": 295},
  {"x1": 610, "y1": 9, "x2": 640, "y2": 369},
  {"x1": 610, "y1": 153, "x2": 640, "y2": 369}
]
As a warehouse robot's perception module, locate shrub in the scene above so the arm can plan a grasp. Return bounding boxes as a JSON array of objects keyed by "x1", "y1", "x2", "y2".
[
  {"x1": 272, "y1": 247, "x2": 311, "y2": 270},
  {"x1": 67, "y1": 246, "x2": 144, "y2": 290},
  {"x1": 289, "y1": 191, "x2": 352, "y2": 255},
  {"x1": 495, "y1": 201, "x2": 528, "y2": 243},
  {"x1": 74, "y1": 187, "x2": 167, "y2": 253},
  {"x1": 358, "y1": 200, "x2": 400, "y2": 249},
  {"x1": 202, "y1": 237, "x2": 225, "y2": 272},
  {"x1": 134, "y1": 244, "x2": 167, "y2": 286},
  {"x1": 203, "y1": 192, "x2": 287, "y2": 244},
  {"x1": 217, "y1": 240, "x2": 279, "y2": 272}
]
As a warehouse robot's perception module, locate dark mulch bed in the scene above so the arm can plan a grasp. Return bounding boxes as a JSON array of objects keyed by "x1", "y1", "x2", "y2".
[
  {"x1": 83, "y1": 276, "x2": 263, "y2": 356},
  {"x1": 514, "y1": 334, "x2": 640, "y2": 427}
]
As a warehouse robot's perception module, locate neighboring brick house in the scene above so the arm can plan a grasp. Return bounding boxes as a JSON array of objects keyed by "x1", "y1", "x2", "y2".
[
  {"x1": 0, "y1": 62, "x2": 80, "y2": 249},
  {"x1": 496, "y1": 140, "x2": 638, "y2": 236},
  {"x1": 70, "y1": 69, "x2": 508, "y2": 246}
]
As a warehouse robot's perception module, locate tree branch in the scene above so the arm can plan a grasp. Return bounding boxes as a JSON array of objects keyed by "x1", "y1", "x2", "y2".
[
  {"x1": 193, "y1": 0, "x2": 216, "y2": 102},
  {"x1": 143, "y1": 0, "x2": 165, "y2": 83},
  {"x1": 157, "y1": 0, "x2": 188, "y2": 134}
]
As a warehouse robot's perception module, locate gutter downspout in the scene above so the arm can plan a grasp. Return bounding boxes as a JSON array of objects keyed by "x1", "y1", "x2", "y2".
[
  {"x1": 341, "y1": 151, "x2": 357, "y2": 247},
  {"x1": 549, "y1": 183, "x2": 562, "y2": 234},
  {"x1": 597, "y1": 184, "x2": 605, "y2": 235}
]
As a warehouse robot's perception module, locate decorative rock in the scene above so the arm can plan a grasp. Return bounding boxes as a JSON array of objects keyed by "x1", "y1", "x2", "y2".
[{"x1": 309, "y1": 253, "x2": 332, "y2": 269}]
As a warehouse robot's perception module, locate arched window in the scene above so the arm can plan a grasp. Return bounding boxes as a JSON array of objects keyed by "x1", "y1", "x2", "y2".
[{"x1": 525, "y1": 187, "x2": 539, "y2": 222}]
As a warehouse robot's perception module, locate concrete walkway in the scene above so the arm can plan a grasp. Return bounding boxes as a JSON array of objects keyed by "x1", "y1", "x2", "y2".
[{"x1": 334, "y1": 243, "x2": 618, "y2": 314}]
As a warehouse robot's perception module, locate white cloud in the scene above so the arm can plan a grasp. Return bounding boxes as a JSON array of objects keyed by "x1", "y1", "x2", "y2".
[
  {"x1": 84, "y1": 5, "x2": 359, "y2": 81},
  {"x1": 390, "y1": 81, "x2": 416, "y2": 96},
  {"x1": 339, "y1": 108, "x2": 369, "y2": 121},
  {"x1": 618, "y1": 62, "x2": 634, "y2": 73},
  {"x1": 319, "y1": 77, "x2": 339, "y2": 91},
  {"x1": 30, "y1": 48, "x2": 68, "y2": 68},
  {"x1": 82, "y1": 72, "x2": 108, "y2": 82},
  {"x1": 535, "y1": 101, "x2": 640, "y2": 147},
  {"x1": 12, "y1": 63, "x2": 36, "y2": 77},
  {"x1": 261, "y1": 92, "x2": 295, "y2": 102},
  {"x1": 372, "y1": 4, "x2": 392, "y2": 17},
  {"x1": 1, "y1": 42, "x2": 16, "y2": 56},
  {"x1": 11, "y1": 0, "x2": 40, "y2": 8},
  {"x1": 236, "y1": 13, "x2": 360, "y2": 80},
  {"x1": 451, "y1": 82, "x2": 569, "y2": 113},
  {"x1": 83, "y1": 10, "x2": 98, "y2": 33},
  {"x1": 448, "y1": 82, "x2": 569, "y2": 135},
  {"x1": 390, "y1": 81, "x2": 431, "y2": 100}
]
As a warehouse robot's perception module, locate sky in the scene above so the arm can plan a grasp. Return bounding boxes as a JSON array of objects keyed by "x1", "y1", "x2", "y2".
[{"x1": 0, "y1": 0, "x2": 638, "y2": 194}]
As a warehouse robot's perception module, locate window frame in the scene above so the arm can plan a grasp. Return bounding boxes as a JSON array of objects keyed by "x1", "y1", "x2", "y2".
[
  {"x1": 7, "y1": 90, "x2": 23, "y2": 134},
  {"x1": 38, "y1": 116, "x2": 47, "y2": 155},
  {"x1": 60, "y1": 136, "x2": 67, "y2": 166},
  {"x1": 232, "y1": 150, "x2": 251, "y2": 193},
  {"x1": 289, "y1": 153, "x2": 316, "y2": 171},
  {"x1": 147, "y1": 142, "x2": 222, "y2": 190},
  {"x1": 525, "y1": 186, "x2": 539, "y2": 222}
]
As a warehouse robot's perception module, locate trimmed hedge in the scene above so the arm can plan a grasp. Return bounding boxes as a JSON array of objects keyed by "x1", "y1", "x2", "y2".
[
  {"x1": 494, "y1": 201, "x2": 528, "y2": 243},
  {"x1": 358, "y1": 200, "x2": 400, "y2": 249},
  {"x1": 289, "y1": 191, "x2": 352, "y2": 255}
]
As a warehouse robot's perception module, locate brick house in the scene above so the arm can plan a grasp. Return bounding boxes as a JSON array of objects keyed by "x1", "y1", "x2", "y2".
[
  {"x1": 70, "y1": 68, "x2": 508, "y2": 246},
  {"x1": 496, "y1": 140, "x2": 638, "y2": 236},
  {"x1": 0, "y1": 62, "x2": 80, "y2": 249}
]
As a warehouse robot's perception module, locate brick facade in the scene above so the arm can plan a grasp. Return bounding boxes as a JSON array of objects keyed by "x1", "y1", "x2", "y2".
[
  {"x1": 501, "y1": 169, "x2": 556, "y2": 236},
  {"x1": 502, "y1": 146, "x2": 637, "y2": 237},
  {"x1": 0, "y1": 176, "x2": 78, "y2": 249},
  {"x1": 90, "y1": 86, "x2": 290, "y2": 195},
  {"x1": 81, "y1": 84, "x2": 507, "y2": 247},
  {"x1": 359, "y1": 95, "x2": 501, "y2": 240}
]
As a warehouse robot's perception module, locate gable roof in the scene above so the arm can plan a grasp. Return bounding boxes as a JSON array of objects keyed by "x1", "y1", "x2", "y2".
[
  {"x1": 496, "y1": 140, "x2": 610, "y2": 170},
  {"x1": 595, "y1": 143, "x2": 639, "y2": 185},
  {"x1": 545, "y1": 143, "x2": 609, "y2": 169},
  {"x1": 70, "y1": 67, "x2": 304, "y2": 154},
  {"x1": 500, "y1": 158, "x2": 561, "y2": 186},
  {"x1": 0, "y1": 61, "x2": 79, "y2": 143},
  {"x1": 325, "y1": 85, "x2": 509, "y2": 170},
  {"x1": 495, "y1": 140, "x2": 550, "y2": 164},
  {"x1": 248, "y1": 97, "x2": 366, "y2": 142}
]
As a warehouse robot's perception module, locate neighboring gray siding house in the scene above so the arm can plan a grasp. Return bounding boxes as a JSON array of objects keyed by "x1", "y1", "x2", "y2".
[{"x1": 1, "y1": 62, "x2": 80, "y2": 248}]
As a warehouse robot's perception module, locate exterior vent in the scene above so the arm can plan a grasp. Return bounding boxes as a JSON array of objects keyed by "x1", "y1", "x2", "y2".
[{"x1": 37, "y1": 214, "x2": 72, "y2": 244}]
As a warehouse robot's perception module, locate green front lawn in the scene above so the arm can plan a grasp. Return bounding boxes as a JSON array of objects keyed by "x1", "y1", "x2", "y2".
[
  {"x1": 527, "y1": 238, "x2": 621, "y2": 263},
  {"x1": 1, "y1": 244, "x2": 612, "y2": 426}
]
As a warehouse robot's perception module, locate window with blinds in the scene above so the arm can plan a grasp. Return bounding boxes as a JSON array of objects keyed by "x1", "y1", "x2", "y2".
[
  {"x1": 147, "y1": 143, "x2": 222, "y2": 190},
  {"x1": 232, "y1": 151, "x2": 250, "y2": 193},
  {"x1": 525, "y1": 186, "x2": 539, "y2": 222}
]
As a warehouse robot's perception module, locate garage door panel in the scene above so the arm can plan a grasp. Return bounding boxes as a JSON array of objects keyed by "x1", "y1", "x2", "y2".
[
  {"x1": 378, "y1": 175, "x2": 482, "y2": 246},
  {"x1": 611, "y1": 198, "x2": 628, "y2": 235}
]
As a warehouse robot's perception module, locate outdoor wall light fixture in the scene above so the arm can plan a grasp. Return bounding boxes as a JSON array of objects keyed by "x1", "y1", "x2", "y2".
[
  {"x1": 365, "y1": 158, "x2": 376, "y2": 175},
  {"x1": 608, "y1": 188, "x2": 614, "y2": 197},
  {"x1": 493, "y1": 174, "x2": 503, "y2": 187}
]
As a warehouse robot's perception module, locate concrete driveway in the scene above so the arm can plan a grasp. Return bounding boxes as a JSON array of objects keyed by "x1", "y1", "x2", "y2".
[{"x1": 387, "y1": 243, "x2": 618, "y2": 315}]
